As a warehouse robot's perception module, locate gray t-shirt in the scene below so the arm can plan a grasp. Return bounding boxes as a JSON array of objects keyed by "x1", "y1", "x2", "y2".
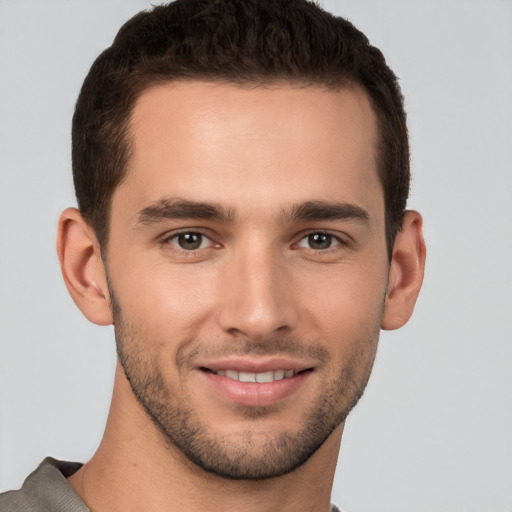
[
  {"x1": 0, "y1": 458, "x2": 342, "y2": 511},
  {"x1": 0, "y1": 458, "x2": 88, "y2": 511}
]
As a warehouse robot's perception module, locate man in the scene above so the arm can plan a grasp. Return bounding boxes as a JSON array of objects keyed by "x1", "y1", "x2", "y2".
[{"x1": 0, "y1": 0, "x2": 425, "y2": 510}]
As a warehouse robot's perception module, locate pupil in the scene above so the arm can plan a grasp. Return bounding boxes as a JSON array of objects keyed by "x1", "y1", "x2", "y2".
[
  {"x1": 179, "y1": 233, "x2": 202, "y2": 250},
  {"x1": 309, "y1": 233, "x2": 331, "y2": 250}
]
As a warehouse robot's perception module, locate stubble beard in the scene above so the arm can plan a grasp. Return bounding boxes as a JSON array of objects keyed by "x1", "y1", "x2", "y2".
[{"x1": 110, "y1": 292, "x2": 380, "y2": 481}]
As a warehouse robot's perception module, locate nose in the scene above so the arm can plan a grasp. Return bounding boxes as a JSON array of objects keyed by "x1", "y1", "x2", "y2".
[{"x1": 217, "y1": 244, "x2": 298, "y2": 341}]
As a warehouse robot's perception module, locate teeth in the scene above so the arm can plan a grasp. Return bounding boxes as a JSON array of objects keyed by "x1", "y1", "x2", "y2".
[
  {"x1": 214, "y1": 369, "x2": 296, "y2": 382},
  {"x1": 274, "y1": 369, "x2": 285, "y2": 381},
  {"x1": 239, "y1": 371, "x2": 256, "y2": 383},
  {"x1": 256, "y1": 371, "x2": 274, "y2": 383}
]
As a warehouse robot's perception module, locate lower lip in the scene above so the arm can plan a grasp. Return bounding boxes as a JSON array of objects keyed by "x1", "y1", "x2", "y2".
[{"x1": 200, "y1": 370, "x2": 312, "y2": 407}]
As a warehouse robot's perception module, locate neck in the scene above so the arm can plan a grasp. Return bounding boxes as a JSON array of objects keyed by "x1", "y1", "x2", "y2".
[{"x1": 68, "y1": 363, "x2": 342, "y2": 512}]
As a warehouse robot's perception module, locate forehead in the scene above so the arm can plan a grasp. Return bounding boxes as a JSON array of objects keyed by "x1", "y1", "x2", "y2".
[{"x1": 115, "y1": 81, "x2": 381, "y2": 223}]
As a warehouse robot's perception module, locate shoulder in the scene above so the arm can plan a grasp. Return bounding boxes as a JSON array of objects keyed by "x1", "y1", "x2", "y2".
[{"x1": 0, "y1": 458, "x2": 88, "y2": 512}]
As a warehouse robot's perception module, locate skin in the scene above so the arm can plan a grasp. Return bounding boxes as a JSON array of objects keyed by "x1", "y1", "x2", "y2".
[{"x1": 58, "y1": 82, "x2": 425, "y2": 512}]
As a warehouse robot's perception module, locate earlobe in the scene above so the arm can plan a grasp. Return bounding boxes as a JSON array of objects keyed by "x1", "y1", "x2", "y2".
[
  {"x1": 57, "y1": 208, "x2": 113, "y2": 326},
  {"x1": 381, "y1": 210, "x2": 426, "y2": 331}
]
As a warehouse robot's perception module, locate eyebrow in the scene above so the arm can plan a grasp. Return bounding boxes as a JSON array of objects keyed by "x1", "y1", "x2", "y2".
[
  {"x1": 136, "y1": 197, "x2": 369, "y2": 227},
  {"x1": 137, "y1": 198, "x2": 235, "y2": 225},
  {"x1": 283, "y1": 200, "x2": 370, "y2": 224}
]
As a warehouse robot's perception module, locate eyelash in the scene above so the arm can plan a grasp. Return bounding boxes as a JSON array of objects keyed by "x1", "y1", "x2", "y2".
[
  {"x1": 295, "y1": 231, "x2": 348, "y2": 252},
  {"x1": 162, "y1": 230, "x2": 219, "y2": 254},
  {"x1": 161, "y1": 229, "x2": 350, "y2": 256}
]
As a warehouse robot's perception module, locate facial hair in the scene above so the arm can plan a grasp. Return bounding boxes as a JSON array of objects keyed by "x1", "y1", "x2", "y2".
[{"x1": 109, "y1": 288, "x2": 380, "y2": 480}]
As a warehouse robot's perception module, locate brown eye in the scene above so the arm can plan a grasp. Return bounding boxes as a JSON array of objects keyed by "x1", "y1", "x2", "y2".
[
  {"x1": 170, "y1": 232, "x2": 206, "y2": 250},
  {"x1": 297, "y1": 233, "x2": 341, "y2": 251},
  {"x1": 308, "y1": 233, "x2": 332, "y2": 250}
]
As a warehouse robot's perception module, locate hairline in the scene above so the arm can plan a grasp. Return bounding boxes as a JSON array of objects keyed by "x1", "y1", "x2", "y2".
[{"x1": 95, "y1": 76, "x2": 393, "y2": 258}]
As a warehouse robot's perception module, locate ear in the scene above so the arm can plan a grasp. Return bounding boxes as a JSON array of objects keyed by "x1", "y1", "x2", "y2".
[
  {"x1": 381, "y1": 210, "x2": 426, "y2": 330},
  {"x1": 57, "y1": 208, "x2": 113, "y2": 326}
]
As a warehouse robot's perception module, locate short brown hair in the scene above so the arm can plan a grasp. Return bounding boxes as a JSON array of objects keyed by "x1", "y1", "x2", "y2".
[{"x1": 72, "y1": 0, "x2": 409, "y2": 256}]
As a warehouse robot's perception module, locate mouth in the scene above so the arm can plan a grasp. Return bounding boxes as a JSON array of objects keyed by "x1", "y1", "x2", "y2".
[
  {"x1": 201, "y1": 367, "x2": 310, "y2": 383},
  {"x1": 197, "y1": 360, "x2": 314, "y2": 407}
]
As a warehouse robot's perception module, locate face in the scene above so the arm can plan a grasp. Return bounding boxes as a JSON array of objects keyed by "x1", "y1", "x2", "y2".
[{"x1": 105, "y1": 82, "x2": 389, "y2": 479}]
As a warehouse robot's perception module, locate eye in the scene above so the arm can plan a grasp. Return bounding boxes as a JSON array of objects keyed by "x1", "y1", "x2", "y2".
[
  {"x1": 297, "y1": 232, "x2": 341, "y2": 251},
  {"x1": 167, "y1": 232, "x2": 212, "y2": 251}
]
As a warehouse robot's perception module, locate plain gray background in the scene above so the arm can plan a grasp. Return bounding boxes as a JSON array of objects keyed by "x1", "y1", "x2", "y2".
[{"x1": 1, "y1": 1, "x2": 511, "y2": 511}]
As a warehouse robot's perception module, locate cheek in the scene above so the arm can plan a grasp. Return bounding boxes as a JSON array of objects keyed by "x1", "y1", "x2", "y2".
[
  {"x1": 297, "y1": 260, "x2": 388, "y2": 346},
  {"x1": 110, "y1": 258, "x2": 219, "y2": 340}
]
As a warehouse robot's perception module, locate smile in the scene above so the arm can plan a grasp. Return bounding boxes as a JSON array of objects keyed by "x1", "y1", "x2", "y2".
[
  {"x1": 211, "y1": 369, "x2": 295, "y2": 382},
  {"x1": 197, "y1": 357, "x2": 315, "y2": 406},
  {"x1": 200, "y1": 365, "x2": 313, "y2": 406}
]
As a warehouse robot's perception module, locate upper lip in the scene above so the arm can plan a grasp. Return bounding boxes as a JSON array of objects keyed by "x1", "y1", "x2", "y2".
[{"x1": 197, "y1": 357, "x2": 314, "y2": 374}]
